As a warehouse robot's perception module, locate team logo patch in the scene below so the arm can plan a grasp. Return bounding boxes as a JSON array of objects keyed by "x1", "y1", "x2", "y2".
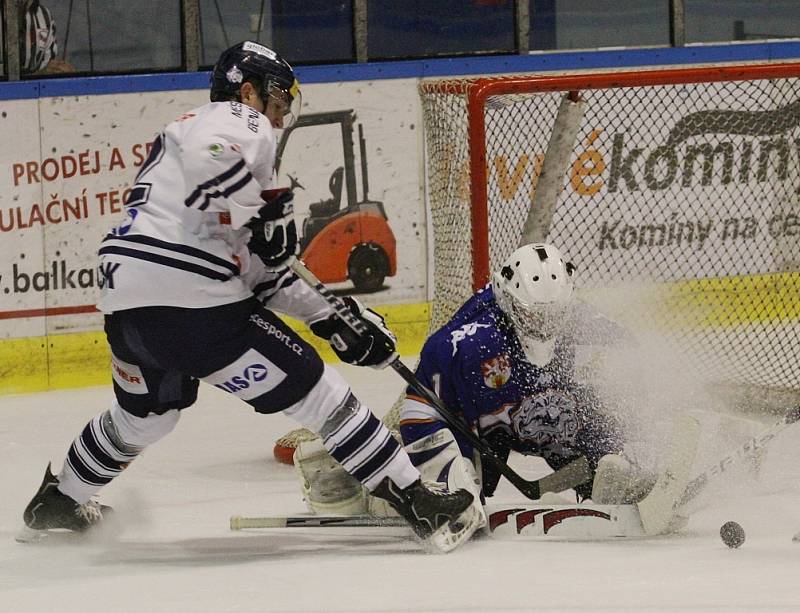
[
  {"x1": 205, "y1": 349, "x2": 287, "y2": 401},
  {"x1": 481, "y1": 353, "x2": 511, "y2": 389},
  {"x1": 111, "y1": 353, "x2": 148, "y2": 395},
  {"x1": 208, "y1": 143, "x2": 224, "y2": 158},
  {"x1": 450, "y1": 322, "x2": 490, "y2": 356},
  {"x1": 226, "y1": 66, "x2": 243, "y2": 84}
]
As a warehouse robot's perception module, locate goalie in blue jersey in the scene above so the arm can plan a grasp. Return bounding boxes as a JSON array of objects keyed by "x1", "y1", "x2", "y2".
[
  {"x1": 397, "y1": 243, "x2": 648, "y2": 525},
  {"x1": 295, "y1": 243, "x2": 655, "y2": 527}
]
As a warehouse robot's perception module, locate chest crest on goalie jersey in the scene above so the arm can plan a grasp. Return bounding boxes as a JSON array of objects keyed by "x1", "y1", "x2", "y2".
[{"x1": 481, "y1": 353, "x2": 512, "y2": 389}]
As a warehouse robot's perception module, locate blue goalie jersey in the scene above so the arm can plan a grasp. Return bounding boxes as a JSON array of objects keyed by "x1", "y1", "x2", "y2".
[{"x1": 399, "y1": 285, "x2": 624, "y2": 496}]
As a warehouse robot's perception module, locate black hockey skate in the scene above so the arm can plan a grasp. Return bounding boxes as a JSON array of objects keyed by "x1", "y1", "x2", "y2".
[
  {"x1": 23, "y1": 463, "x2": 111, "y2": 533},
  {"x1": 372, "y1": 478, "x2": 476, "y2": 550}
]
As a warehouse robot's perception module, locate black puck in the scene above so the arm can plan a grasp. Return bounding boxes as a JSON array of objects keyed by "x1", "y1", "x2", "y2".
[{"x1": 720, "y1": 521, "x2": 745, "y2": 548}]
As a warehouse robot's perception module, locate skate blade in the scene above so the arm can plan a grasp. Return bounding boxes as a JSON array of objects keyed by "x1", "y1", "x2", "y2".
[
  {"x1": 15, "y1": 527, "x2": 86, "y2": 545},
  {"x1": 422, "y1": 503, "x2": 485, "y2": 554}
]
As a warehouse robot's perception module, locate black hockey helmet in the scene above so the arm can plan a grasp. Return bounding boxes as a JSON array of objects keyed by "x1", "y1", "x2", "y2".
[{"x1": 210, "y1": 41, "x2": 301, "y2": 126}]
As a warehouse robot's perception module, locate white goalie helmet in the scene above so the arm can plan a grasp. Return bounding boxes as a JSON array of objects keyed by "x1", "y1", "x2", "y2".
[{"x1": 492, "y1": 243, "x2": 575, "y2": 367}]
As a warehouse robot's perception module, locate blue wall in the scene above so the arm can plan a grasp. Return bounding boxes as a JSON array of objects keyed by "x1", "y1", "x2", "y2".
[{"x1": 2, "y1": 41, "x2": 800, "y2": 101}]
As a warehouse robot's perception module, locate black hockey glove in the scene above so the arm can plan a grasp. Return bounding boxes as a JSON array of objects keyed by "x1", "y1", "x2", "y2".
[
  {"x1": 246, "y1": 188, "x2": 298, "y2": 270},
  {"x1": 310, "y1": 297, "x2": 398, "y2": 369}
]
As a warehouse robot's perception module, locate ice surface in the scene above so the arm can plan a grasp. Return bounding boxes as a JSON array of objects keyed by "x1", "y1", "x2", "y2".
[{"x1": 2, "y1": 363, "x2": 799, "y2": 613}]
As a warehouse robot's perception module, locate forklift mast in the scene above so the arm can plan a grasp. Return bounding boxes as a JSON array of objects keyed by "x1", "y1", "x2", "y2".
[
  {"x1": 274, "y1": 109, "x2": 364, "y2": 208},
  {"x1": 272, "y1": 109, "x2": 396, "y2": 292}
]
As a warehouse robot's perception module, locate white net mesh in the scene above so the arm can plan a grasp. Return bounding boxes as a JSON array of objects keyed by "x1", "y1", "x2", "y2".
[
  {"x1": 276, "y1": 63, "x2": 800, "y2": 457},
  {"x1": 418, "y1": 66, "x2": 800, "y2": 394}
]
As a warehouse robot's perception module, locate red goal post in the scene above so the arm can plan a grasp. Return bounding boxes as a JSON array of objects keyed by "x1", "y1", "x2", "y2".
[{"x1": 419, "y1": 61, "x2": 800, "y2": 395}]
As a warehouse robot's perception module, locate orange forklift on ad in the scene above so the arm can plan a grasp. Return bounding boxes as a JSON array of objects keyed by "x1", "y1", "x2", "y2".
[{"x1": 274, "y1": 110, "x2": 397, "y2": 293}]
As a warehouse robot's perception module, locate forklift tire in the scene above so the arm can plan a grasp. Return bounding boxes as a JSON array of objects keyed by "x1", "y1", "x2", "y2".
[{"x1": 348, "y1": 243, "x2": 389, "y2": 293}]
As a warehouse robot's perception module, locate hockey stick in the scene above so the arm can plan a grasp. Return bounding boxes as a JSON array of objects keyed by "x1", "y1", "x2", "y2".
[
  {"x1": 290, "y1": 259, "x2": 593, "y2": 500},
  {"x1": 677, "y1": 405, "x2": 800, "y2": 509},
  {"x1": 231, "y1": 515, "x2": 406, "y2": 530}
]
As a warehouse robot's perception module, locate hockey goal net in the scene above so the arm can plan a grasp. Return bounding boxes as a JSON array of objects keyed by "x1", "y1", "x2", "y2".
[{"x1": 274, "y1": 61, "x2": 800, "y2": 463}]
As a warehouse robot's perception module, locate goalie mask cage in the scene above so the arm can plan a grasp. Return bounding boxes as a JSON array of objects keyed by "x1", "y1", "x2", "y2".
[
  {"x1": 420, "y1": 62, "x2": 800, "y2": 397},
  {"x1": 273, "y1": 61, "x2": 800, "y2": 463}
]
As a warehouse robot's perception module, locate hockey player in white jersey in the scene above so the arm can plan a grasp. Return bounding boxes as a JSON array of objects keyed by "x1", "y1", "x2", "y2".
[{"x1": 22, "y1": 41, "x2": 479, "y2": 552}]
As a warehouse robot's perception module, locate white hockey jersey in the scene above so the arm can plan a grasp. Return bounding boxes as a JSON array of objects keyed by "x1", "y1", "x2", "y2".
[{"x1": 97, "y1": 100, "x2": 330, "y2": 324}]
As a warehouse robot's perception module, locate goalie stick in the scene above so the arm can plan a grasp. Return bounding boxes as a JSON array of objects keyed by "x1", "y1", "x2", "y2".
[
  {"x1": 231, "y1": 503, "x2": 644, "y2": 540},
  {"x1": 677, "y1": 405, "x2": 800, "y2": 509},
  {"x1": 289, "y1": 259, "x2": 593, "y2": 501}
]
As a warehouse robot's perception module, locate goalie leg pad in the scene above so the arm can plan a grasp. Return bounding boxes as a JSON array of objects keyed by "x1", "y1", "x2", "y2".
[
  {"x1": 591, "y1": 454, "x2": 657, "y2": 505},
  {"x1": 294, "y1": 438, "x2": 368, "y2": 515},
  {"x1": 408, "y1": 428, "x2": 482, "y2": 494},
  {"x1": 637, "y1": 412, "x2": 701, "y2": 535}
]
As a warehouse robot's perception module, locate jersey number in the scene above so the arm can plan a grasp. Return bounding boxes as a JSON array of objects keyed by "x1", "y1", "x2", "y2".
[
  {"x1": 135, "y1": 133, "x2": 165, "y2": 182},
  {"x1": 125, "y1": 133, "x2": 165, "y2": 210},
  {"x1": 430, "y1": 372, "x2": 442, "y2": 397}
]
